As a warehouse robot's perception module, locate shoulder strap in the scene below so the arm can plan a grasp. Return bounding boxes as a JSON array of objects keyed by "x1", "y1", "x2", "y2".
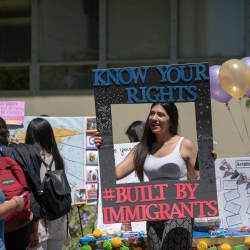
[
  {"x1": 42, "y1": 157, "x2": 54, "y2": 171},
  {"x1": 9, "y1": 143, "x2": 43, "y2": 195},
  {"x1": 174, "y1": 137, "x2": 184, "y2": 152},
  {"x1": 5, "y1": 147, "x2": 13, "y2": 157},
  {"x1": 0, "y1": 146, "x2": 12, "y2": 157},
  {"x1": 0, "y1": 147, "x2": 5, "y2": 157},
  {"x1": 178, "y1": 137, "x2": 184, "y2": 146}
]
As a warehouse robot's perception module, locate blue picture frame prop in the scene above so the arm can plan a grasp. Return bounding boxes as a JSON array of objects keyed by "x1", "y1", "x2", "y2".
[{"x1": 93, "y1": 63, "x2": 218, "y2": 224}]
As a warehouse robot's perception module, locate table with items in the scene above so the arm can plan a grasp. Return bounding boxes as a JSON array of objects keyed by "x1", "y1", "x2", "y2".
[{"x1": 79, "y1": 228, "x2": 250, "y2": 250}]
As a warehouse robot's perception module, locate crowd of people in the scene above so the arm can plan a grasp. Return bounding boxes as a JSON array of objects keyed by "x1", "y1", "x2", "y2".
[{"x1": 0, "y1": 117, "x2": 70, "y2": 250}]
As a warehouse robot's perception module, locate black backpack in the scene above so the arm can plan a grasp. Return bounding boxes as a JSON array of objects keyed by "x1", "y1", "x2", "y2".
[
  {"x1": 7, "y1": 143, "x2": 43, "y2": 194},
  {"x1": 5, "y1": 143, "x2": 71, "y2": 221},
  {"x1": 41, "y1": 157, "x2": 72, "y2": 221}
]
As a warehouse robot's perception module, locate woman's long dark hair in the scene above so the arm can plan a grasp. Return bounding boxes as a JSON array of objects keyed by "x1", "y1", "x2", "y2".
[
  {"x1": 0, "y1": 117, "x2": 9, "y2": 146},
  {"x1": 133, "y1": 103, "x2": 179, "y2": 181},
  {"x1": 25, "y1": 118, "x2": 64, "y2": 170},
  {"x1": 126, "y1": 120, "x2": 145, "y2": 142}
]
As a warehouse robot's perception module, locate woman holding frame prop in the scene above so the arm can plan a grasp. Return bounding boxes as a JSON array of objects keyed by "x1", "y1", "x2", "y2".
[{"x1": 95, "y1": 102, "x2": 217, "y2": 250}]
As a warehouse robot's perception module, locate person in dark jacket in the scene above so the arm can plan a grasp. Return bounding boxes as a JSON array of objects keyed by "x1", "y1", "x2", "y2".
[{"x1": 0, "y1": 117, "x2": 39, "y2": 250}]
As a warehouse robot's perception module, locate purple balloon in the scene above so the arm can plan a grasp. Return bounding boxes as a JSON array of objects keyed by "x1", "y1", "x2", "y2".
[
  {"x1": 209, "y1": 65, "x2": 232, "y2": 103},
  {"x1": 241, "y1": 57, "x2": 250, "y2": 69},
  {"x1": 245, "y1": 87, "x2": 250, "y2": 97}
]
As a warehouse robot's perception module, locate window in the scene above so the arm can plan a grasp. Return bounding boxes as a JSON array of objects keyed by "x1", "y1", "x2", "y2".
[
  {"x1": 40, "y1": 65, "x2": 96, "y2": 90},
  {"x1": 0, "y1": 0, "x2": 31, "y2": 63},
  {"x1": 0, "y1": 0, "x2": 248, "y2": 94},
  {"x1": 107, "y1": 0, "x2": 170, "y2": 60},
  {"x1": 178, "y1": 0, "x2": 245, "y2": 58},
  {"x1": 38, "y1": 0, "x2": 98, "y2": 62},
  {"x1": 0, "y1": 66, "x2": 29, "y2": 90}
]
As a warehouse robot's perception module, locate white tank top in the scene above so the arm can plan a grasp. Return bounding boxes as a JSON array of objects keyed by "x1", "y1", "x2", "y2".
[{"x1": 144, "y1": 137, "x2": 187, "y2": 181}]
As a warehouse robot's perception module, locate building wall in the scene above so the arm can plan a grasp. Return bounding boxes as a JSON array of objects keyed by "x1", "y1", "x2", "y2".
[
  {"x1": 1, "y1": 95, "x2": 249, "y2": 159},
  {"x1": 0, "y1": 0, "x2": 250, "y2": 159}
]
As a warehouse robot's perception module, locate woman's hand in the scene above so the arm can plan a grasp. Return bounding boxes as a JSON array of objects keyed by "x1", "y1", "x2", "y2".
[
  {"x1": 94, "y1": 132, "x2": 103, "y2": 148},
  {"x1": 0, "y1": 196, "x2": 25, "y2": 220},
  {"x1": 94, "y1": 131, "x2": 135, "y2": 179},
  {"x1": 12, "y1": 196, "x2": 24, "y2": 211},
  {"x1": 211, "y1": 150, "x2": 217, "y2": 160}
]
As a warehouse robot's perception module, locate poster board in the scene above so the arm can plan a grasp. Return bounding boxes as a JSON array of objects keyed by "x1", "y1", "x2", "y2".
[
  {"x1": 0, "y1": 101, "x2": 25, "y2": 125},
  {"x1": 74, "y1": 188, "x2": 87, "y2": 205},
  {"x1": 98, "y1": 153, "x2": 250, "y2": 231},
  {"x1": 215, "y1": 157, "x2": 250, "y2": 228},
  {"x1": 93, "y1": 63, "x2": 218, "y2": 224},
  {"x1": 7, "y1": 116, "x2": 98, "y2": 205},
  {"x1": 97, "y1": 142, "x2": 147, "y2": 232}
]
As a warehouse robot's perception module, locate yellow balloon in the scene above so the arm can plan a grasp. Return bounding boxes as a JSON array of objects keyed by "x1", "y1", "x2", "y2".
[{"x1": 219, "y1": 59, "x2": 250, "y2": 99}]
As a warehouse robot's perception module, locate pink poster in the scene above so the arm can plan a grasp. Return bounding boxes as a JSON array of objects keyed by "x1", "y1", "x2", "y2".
[{"x1": 0, "y1": 101, "x2": 25, "y2": 125}]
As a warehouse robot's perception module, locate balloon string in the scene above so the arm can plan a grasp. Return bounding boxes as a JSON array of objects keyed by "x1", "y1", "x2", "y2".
[
  {"x1": 239, "y1": 98, "x2": 250, "y2": 142},
  {"x1": 225, "y1": 102, "x2": 250, "y2": 157}
]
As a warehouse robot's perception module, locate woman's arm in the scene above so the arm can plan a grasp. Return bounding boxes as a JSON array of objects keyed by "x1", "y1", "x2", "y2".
[
  {"x1": 0, "y1": 196, "x2": 24, "y2": 220},
  {"x1": 181, "y1": 139, "x2": 199, "y2": 180},
  {"x1": 29, "y1": 220, "x2": 39, "y2": 249},
  {"x1": 116, "y1": 149, "x2": 135, "y2": 180},
  {"x1": 95, "y1": 132, "x2": 135, "y2": 180}
]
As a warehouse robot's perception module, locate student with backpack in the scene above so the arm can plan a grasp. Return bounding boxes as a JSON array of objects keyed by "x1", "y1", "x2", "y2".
[
  {"x1": 0, "y1": 117, "x2": 39, "y2": 250},
  {"x1": 25, "y1": 118, "x2": 71, "y2": 250}
]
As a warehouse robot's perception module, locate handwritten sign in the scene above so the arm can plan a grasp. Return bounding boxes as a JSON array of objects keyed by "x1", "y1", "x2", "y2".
[
  {"x1": 114, "y1": 142, "x2": 148, "y2": 184},
  {"x1": 97, "y1": 142, "x2": 147, "y2": 233},
  {"x1": 0, "y1": 101, "x2": 25, "y2": 125}
]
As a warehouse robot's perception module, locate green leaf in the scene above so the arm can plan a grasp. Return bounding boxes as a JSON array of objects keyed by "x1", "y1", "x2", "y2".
[{"x1": 246, "y1": 99, "x2": 250, "y2": 109}]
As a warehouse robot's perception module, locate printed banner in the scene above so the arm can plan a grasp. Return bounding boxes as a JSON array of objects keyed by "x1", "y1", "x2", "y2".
[{"x1": 7, "y1": 116, "x2": 98, "y2": 205}]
